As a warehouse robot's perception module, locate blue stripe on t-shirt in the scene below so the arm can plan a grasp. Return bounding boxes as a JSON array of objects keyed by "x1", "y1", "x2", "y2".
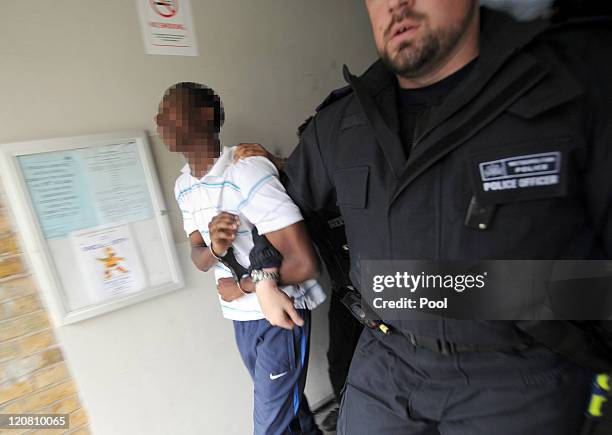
[
  {"x1": 177, "y1": 180, "x2": 241, "y2": 201},
  {"x1": 236, "y1": 174, "x2": 274, "y2": 211}
]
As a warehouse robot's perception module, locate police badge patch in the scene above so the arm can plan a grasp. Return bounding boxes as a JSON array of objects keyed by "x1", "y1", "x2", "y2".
[
  {"x1": 479, "y1": 151, "x2": 561, "y2": 192},
  {"x1": 469, "y1": 139, "x2": 570, "y2": 205}
]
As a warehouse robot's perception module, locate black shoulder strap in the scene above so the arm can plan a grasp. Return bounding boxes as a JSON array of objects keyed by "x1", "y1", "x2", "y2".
[
  {"x1": 296, "y1": 85, "x2": 353, "y2": 138},
  {"x1": 316, "y1": 85, "x2": 353, "y2": 113}
]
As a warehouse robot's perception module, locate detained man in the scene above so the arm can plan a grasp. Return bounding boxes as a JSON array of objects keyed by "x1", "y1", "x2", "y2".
[{"x1": 156, "y1": 82, "x2": 325, "y2": 435}]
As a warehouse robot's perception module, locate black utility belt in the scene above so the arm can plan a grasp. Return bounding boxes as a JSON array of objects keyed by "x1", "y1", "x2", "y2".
[{"x1": 398, "y1": 330, "x2": 532, "y2": 356}]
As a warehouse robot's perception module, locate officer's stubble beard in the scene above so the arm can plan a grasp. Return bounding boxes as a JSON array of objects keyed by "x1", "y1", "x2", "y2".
[{"x1": 381, "y1": 0, "x2": 478, "y2": 81}]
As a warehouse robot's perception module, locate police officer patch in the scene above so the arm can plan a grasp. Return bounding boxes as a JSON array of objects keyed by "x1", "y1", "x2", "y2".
[
  {"x1": 479, "y1": 151, "x2": 561, "y2": 192},
  {"x1": 469, "y1": 139, "x2": 569, "y2": 205}
]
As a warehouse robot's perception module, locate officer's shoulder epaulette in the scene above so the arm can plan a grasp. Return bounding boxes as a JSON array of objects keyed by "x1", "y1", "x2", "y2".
[
  {"x1": 297, "y1": 85, "x2": 354, "y2": 138},
  {"x1": 315, "y1": 85, "x2": 354, "y2": 113}
]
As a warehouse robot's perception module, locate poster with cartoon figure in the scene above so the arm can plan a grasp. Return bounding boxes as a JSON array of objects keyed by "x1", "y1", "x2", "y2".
[{"x1": 71, "y1": 223, "x2": 147, "y2": 303}]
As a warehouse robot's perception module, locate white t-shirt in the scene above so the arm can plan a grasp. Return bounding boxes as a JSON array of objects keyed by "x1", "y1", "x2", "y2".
[{"x1": 174, "y1": 146, "x2": 326, "y2": 321}]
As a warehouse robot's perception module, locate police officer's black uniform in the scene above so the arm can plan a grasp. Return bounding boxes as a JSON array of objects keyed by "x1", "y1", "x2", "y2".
[
  {"x1": 283, "y1": 8, "x2": 612, "y2": 435},
  {"x1": 304, "y1": 210, "x2": 363, "y2": 405}
]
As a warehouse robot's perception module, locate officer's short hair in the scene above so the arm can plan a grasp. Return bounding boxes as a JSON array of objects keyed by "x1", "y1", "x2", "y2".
[{"x1": 164, "y1": 82, "x2": 225, "y2": 133}]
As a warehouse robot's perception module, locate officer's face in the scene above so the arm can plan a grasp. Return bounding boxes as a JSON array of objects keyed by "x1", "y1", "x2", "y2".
[
  {"x1": 365, "y1": 0, "x2": 478, "y2": 79},
  {"x1": 156, "y1": 89, "x2": 219, "y2": 157}
]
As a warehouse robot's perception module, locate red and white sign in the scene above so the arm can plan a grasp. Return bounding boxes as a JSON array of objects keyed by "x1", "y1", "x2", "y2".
[
  {"x1": 136, "y1": 0, "x2": 198, "y2": 56},
  {"x1": 150, "y1": 0, "x2": 178, "y2": 18}
]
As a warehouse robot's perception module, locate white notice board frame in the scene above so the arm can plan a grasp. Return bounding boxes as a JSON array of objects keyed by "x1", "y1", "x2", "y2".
[{"x1": 0, "y1": 131, "x2": 184, "y2": 325}]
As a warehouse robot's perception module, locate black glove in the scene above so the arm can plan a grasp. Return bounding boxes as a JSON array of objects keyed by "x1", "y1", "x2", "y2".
[{"x1": 248, "y1": 227, "x2": 282, "y2": 272}]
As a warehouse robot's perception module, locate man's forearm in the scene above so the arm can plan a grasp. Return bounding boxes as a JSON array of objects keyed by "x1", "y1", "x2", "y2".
[
  {"x1": 276, "y1": 249, "x2": 319, "y2": 285},
  {"x1": 261, "y1": 221, "x2": 319, "y2": 286},
  {"x1": 191, "y1": 245, "x2": 218, "y2": 272}
]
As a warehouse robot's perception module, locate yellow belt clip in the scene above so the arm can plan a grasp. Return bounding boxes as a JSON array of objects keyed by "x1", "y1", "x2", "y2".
[
  {"x1": 587, "y1": 373, "x2": 611, "y2": 418},
  {"x1": 378, "y1": 323, "x2": 390, "y2": 335}
]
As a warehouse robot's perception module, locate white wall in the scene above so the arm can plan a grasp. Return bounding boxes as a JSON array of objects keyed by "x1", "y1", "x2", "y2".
[{"x1": 0, "y1": 1, "x2": 376, "y2": 434}]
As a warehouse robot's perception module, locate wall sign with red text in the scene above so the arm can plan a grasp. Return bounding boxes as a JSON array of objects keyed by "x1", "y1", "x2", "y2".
[{"x1": 136, "y1": 0, "x2": 198, "y2": 56}]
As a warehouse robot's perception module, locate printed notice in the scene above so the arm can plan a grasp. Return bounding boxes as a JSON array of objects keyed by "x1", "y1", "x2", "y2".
[
  {"x1": 79, "y1": 142, "x2": 153, "y2": 225},
  {"x1": 18, "y1": 142, "x2": 153, "y2": 240},
  {"x1": 136, "y1": 0, "x2": 198, "y2": 56},
  {"x1": 19, "y1": 152, "x2": 98, "y2": 240},
  {"x1": 71, "y1": 223, "x2": 147, "y2": 302}
]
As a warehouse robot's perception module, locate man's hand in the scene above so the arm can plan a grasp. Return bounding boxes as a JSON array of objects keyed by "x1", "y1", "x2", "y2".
[
  {"x1": 256, "y1": 280, "x2": 303, "y2": 329},
  {"x1": 217, "y1": 277, "x2": 245, "y2": 302},
  {"x1": 234, "y1": 143, "x2": 285, "y2": 171},
  {"x1": 208, "y1": 212, "x2": 240, "y2": 255}
]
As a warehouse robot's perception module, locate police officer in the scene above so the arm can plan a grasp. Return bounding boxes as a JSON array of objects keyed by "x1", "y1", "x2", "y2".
[
  {"x1": 305, "y1": 210, "x2": 363, "y2": 431},
  {"x1": 279, "y1": 1, "x2": 612, "y2": 434}
]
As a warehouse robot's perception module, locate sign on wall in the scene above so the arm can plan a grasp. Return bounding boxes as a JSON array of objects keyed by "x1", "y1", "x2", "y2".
[
  {"x1": 0, "y1": 132, "x2": 184, "y2": 325},
  {"x1": 136, "y1": 0, "x2": 198, "y2": 56}
]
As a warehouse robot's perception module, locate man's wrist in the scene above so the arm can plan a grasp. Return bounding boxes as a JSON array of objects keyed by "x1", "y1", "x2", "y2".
[
  {"x1": 209, "y1": 243, "x2": 227, "y2": 260},
  {"x1": 239, "y1": 276, "x2": 255, "y2": 294},
  {"x1": 254, "y1": 278, "x2": 279, "y2": 294},
  {"x1": 251, "y1": 269, "x2": 280, "y2": 287}
]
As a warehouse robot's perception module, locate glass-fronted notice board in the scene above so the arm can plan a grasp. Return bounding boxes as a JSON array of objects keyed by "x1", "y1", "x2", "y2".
[{"x1": 0, "y1": 131, "x2": 183, "y2": 324}]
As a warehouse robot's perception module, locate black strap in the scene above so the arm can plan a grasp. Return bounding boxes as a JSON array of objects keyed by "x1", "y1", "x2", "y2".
[
  {"x1": 219, "y1": 247, "x2": 249, "y2": 282},
  {"x1": 248, "y1": 227, "x2": 282, "y2": 271}
]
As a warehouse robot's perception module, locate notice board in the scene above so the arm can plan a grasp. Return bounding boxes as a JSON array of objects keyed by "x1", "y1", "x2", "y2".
[{"x1": 0, "y1": 131, "x2": 183, "y2": 325}]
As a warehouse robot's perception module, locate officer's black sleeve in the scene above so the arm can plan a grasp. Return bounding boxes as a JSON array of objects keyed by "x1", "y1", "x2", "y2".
[
  {"x1": 283, "y1": 115, "x2": 336, "y2": 217},
  {"x1": 588, "y1": 121, "x2": 612, "y2": 257},
  {"x1": 583, "y1": 32, "x2": 612, "y2": 258},
  {"x1": 583, "y1": 28, "x2": 612, "y2": 360}
]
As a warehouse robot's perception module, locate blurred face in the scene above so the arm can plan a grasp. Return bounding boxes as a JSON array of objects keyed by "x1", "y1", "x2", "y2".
[
  {"x1": 365, "y1": 0, "x2": 478, "y2": 78},
  {"x1": 155, "y1": 89, "x2": 219, "y2": 157}
]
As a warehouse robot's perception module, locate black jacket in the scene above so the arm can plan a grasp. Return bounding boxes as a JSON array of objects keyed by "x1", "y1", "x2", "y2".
[{"x1": 284, "y1": 8, "x2": 612, "y2": 350}]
